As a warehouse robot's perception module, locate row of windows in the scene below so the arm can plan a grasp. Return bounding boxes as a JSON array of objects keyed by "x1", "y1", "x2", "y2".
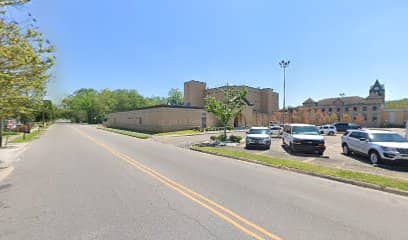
[{"x1": 320, "y1": 106, "x2": 377, "y2": 113}]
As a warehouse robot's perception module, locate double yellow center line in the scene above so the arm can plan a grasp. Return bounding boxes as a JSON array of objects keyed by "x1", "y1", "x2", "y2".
[{"x1": 73, "y1": 127, "x2": 283, "y2": 240}]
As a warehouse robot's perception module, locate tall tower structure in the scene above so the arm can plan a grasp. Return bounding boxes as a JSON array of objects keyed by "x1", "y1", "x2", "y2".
[{"x1": 184, "y1": 80, "x2": 206, "y2": 107}]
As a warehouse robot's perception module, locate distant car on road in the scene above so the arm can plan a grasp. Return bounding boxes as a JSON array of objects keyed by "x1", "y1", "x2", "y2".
[
  {"x1": 269, "y1": 125, "x2": 283, "y2": 136},
  {"x1": 341, "y1": 129, "x2": 408, "y2": 165},
  {"x1": 282, "y1": 124, "x2": 326, "y2": 155},
  {"x1": 333, "y1": 122, "x2": 361, "y2": 132},
  {"x1": 245, "y1": 127, "x2": 271, "y2": 149},
  {"x1": 318, "y1": 125, "x2": 337, "y2": 135}
]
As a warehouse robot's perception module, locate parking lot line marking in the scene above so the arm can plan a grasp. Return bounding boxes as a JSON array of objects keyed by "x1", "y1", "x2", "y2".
[
  {"x1": 303, "y1": 158, "x2": 315, "y2": 163},
  {"x1": 72, "y1": 126, "x2": 283, "y2": 240}
]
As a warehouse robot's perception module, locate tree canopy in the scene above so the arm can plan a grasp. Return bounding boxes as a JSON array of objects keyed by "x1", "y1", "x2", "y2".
[
  {"x1": 0, "y1": 0, "x2": 55, "y2": 146},
  {"x1": 205, "y1": 87, "x2": 247, "y2": 138},
  {"x1": 59, "y1": 88, "x2": 179, "y2": 123}
]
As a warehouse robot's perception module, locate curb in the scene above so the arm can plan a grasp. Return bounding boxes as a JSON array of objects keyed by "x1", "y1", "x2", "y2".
[
  {"x1": 191, "y1": 148, "x2": 408, "y2": 198},
  {"x1": 96, "y1": 127, "x2": 150, "y2": 139}
]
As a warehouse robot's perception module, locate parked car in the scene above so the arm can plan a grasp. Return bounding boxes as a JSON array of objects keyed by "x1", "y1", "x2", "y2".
[
  {"x1": 282, "y1": 124, "x2": 326, "y2": 155},
  {"x1": 333, "y1": 122, "x2": 361, "y2": 132},
  {"x1": 318, "y1": 124, "x2": 337, "y2": 135},
  {"x1": 245, "y1": 127, "x2": 271, "y2": 149},
  {"x1": 270, "y1": 125, "x2": 283, "y2": 136},
  {"x1": 341, "y1": 129, "x2": 408, "y2": 165}
]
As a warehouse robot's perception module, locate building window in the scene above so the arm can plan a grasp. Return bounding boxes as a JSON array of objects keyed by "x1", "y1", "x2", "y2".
[
  {"x1": 372, "y1": 106, "x2": 377, "y2": 111},
  {"x1": 363, "y1": 113, "x2": 367, "y2": 121},
  {"x1": 345, "y1": 107, "x2": 349, "y2": 112},
  {"x1": 372, "y1": 116, "x2": 377, "y2": 122},
  {"x1": 321, "y1": 108, "x2": 325, "y2": 112},
  {"x1": 328, "y1": 108, "x2": 332, "y2": 112},
  {"x1": 353, "y1": 107, "x2": 358, "y2": 111},
  {"x1": 362, "y1": 106, "x2": 367, "y2": 111},
  {"x1": 337, "y1": 108, "x2": 340, "y2": 112}
]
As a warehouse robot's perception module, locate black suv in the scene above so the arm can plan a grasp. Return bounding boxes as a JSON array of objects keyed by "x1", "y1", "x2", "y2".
[{"x1": 333, "y1": 122, "x2": 361, "y2": 132}]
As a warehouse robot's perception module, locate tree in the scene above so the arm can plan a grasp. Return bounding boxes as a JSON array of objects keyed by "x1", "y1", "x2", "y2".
[
  {"x1": 342, "y1": 113, "x2": 352, "y2": 122},
  {"x1": 0, "y1": 0, "x2": 55, "y2": 146},
  {"x1": 167, "y1": 88, "x2": 183, "y2": 106},
  {"x1": 205, "y1": 87, "x2": 247, "y2": 139}
]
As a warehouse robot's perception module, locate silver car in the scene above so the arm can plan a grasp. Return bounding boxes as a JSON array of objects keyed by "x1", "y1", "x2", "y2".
[{"x1": 341, "y1": 129, "x2": 408, "y2": 164}]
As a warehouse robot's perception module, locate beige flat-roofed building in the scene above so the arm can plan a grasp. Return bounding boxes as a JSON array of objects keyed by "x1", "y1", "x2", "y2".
[
  {"x1": 105, "y1": 105, "x2": 220, "y2": 132},
  {"x1": 104, "y1": 80, "x2": 280, "y2": 132}
]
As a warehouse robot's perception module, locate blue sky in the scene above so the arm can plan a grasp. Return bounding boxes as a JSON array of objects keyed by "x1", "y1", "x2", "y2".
[{"x1": 17, "y1": 0, "x2": 408, "y2": 106}]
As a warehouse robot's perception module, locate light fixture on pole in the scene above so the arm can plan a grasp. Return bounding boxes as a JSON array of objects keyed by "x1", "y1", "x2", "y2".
[{"x1": 279, "y1": 60, "x2": 290, "y2": 125}]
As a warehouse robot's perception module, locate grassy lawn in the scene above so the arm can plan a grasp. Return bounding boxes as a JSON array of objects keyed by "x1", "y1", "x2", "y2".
[
  {"x1": 11, "y1": 129, "x2": 42, "y2": 143},
  {"x1": 192, "y1": 146, "x2": 408, "y2": 192},
  {"x1": 3, "y1": 131, "x2": 20, "y2": 136},
  {"x1": 97, "y1": 126, "x2": 150, "y2": 139},
  {"x1": 154, "y1": 129, "x2": 203, "y2": 136}
]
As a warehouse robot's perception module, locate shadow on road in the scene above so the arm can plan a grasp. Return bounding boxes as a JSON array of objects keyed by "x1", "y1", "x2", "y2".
[{"x1": 342, "y1": 153, "x2": 408, "y2": 172}]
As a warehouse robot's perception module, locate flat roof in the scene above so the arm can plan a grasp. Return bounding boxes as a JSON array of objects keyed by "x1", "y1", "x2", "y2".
[{"x1": 108, "y1": 104, "x2": 204, "y2": 114}]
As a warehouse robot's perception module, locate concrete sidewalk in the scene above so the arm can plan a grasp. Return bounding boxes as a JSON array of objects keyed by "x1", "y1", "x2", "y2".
[{"x1": 0, "y1": 141, "x2": 28, "y2": 181}]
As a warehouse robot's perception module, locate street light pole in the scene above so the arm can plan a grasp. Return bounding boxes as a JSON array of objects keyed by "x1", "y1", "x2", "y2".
[{"x1": 279, "y1": 60, "x2": 290, "y2": 125}]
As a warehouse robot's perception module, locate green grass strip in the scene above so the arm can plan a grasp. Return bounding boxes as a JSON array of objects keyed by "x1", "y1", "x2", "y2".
[
  {"x1": 192, "y1": 146, "x2": 408, "y2": 192},
  {"x1": 154, "y1": 129, "x2": 203, "y2": 136},
  {"x1": 11, "y1": 130, "x2": 42, "y2": 143},
  {"x1": 97, "y1": 127, "x2": 150, "y2": 139}
]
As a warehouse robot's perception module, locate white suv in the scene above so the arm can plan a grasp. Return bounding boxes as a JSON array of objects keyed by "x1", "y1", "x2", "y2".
[
  {"x1": 282, "y1": 124, "x2": 326, "y2": 155},
  {"x1": 318, "y1": 125, "x2": 337, "y2": 135},
  {"x1": 341, "y1": 129, "x2": 408, "y2": 164}
]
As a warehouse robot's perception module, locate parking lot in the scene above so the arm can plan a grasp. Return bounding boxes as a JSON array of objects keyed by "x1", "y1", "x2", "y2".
[
  {"x1": 154, "y1": 128, "x2": 408, "y2": 180},
  {"x1": 240, "y1": 128, "x2": 408, "y2": 180}
]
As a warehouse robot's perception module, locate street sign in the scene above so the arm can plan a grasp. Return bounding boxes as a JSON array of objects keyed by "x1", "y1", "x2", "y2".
[{"x1": 6, "y1": 120, "x2": 15, "y2": 129}]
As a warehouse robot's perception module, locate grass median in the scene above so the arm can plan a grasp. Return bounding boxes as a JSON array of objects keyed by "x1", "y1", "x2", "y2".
[
  {"x1": 154, "y1": 129, "x2": 202, "y2": 136},
  {"x1": 191, "y1": 145, "x2": 408, "y2": 193},
  {"x1": 97, "y1": 126, "x2": 150, "y2": 139}
]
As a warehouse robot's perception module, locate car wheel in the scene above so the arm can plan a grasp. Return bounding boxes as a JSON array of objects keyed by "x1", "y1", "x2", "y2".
[
  {"x1": 369, "y1": 151, "x2": 382, "y2": 165},
  {"x1": 329, "y1": 131, "x2": 334, "y2": 136},
  {"x1": 318, "y1": 151, "x2": 324, "y2": 156},
  {"x1": 289, "y1": 143, "x2": 295, "y2": 153},
  {"x1": 342, "y1": 144, "x2": 351, "y2": 156}
]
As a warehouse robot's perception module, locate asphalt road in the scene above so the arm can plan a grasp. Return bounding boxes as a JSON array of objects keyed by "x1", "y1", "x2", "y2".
[{"x1": 1, "y1": 124, "x2": 408, "y2": 240}]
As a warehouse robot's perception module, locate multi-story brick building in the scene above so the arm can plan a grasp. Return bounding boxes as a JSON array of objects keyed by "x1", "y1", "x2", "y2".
[
  {"x1": 184, "y1": 80, "x2": 279, "y2": 127},
  {"x1": 299, "y1": 80, "x2": 385, "y2": 127}
]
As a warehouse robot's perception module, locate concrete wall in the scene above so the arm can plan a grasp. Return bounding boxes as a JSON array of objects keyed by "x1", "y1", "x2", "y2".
[{"x1": 105, "y1": 106, "x2": 220, "y2": 132}]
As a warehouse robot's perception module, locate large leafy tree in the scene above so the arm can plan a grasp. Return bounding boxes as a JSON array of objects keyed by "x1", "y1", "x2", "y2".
[
  {"x1": 167, "y1": 88, "x2": 183, "y2": 106},
  {"x1": 0, "y1": 0, "x2": 55, "y2": 146},
  {"x1": 205, "y1": 87, "x2": 248, "y2": 139},
  {"x1": 60, "y1": 88, "x2": 168, "y2": 123}
]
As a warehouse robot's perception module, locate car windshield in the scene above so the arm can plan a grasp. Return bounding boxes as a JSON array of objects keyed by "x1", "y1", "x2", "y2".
[
  {"x1": 292, "y1": 126, "x2": 320, "y2": 135},
  {"x1": 369, "y1": 133, "x2": 408, "y2": 142},
  {"x1": 249, "y1": 129, "x2": 270, "y2": 135}
]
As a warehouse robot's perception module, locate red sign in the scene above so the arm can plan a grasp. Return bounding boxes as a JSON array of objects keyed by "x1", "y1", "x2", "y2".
[{"x1": 6, "y1": 120, "x2": 15, "y2": 129}]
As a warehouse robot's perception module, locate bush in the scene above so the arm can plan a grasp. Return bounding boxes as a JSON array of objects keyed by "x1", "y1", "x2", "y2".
[
  {"x1": 229, "y1": 135, "x2": 242, "y2": 143},
  {"x1": 210, "y1": 134, "x2": 228, "y2": 142}
]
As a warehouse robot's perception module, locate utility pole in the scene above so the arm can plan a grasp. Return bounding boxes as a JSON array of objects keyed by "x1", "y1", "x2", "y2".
[{"x1": 279, "y1": 60, "x2": 290, "y2": 125}]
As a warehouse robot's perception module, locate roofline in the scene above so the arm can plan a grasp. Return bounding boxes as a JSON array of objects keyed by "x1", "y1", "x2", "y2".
[
  {"x1": 207, "y1": 85, "x2": 277, "y2": 93},
  {"x1": 107, "y1": 104, "x2": 204, "y2": 114}
]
